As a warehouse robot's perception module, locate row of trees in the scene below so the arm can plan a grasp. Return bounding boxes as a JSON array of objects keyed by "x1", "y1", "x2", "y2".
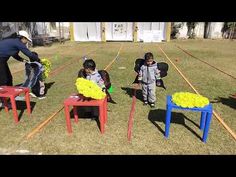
[
  {"x1": 0, "y1": 22, "x2": 58, "y2": 39},
  {"x1": 221, "y1": 22, "x2": 236, "y2": 39},
  {"x1": 171, "y1": 22, "x2": 236, "y2": 39}
]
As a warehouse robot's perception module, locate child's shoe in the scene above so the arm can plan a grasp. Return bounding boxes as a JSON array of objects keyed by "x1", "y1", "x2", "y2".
[
  {"x1": 37, "y1": 95, "x2": 46, "y2": 100},
  {"x1": 29, "y1": 92, "x2": 37, "y2": 98},
  {"x1": 143, "y1": 100, "x2": 148, "y2": 106},
  {"x1": 150, "y1": 103, "x2": 155, "y2": 108}
]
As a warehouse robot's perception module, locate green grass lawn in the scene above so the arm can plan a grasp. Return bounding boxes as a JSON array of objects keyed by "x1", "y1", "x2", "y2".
[{"x1": 0, "y1": 40, "x2": 236, "y2": 154}]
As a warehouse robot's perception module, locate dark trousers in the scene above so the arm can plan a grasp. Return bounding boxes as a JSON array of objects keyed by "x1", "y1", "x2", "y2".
[{"x1": 0, "y1": 59, "x2": 13, "y2": 86}]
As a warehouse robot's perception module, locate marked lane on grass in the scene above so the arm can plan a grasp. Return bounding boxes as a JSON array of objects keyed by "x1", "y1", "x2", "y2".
[
  {"x1": 49, "y1": 47, "x2": 101, "y2": 77},
  {"x1": 104, "y1": 43, "x2": 123, "y2": 71},
  {"x1": 25, "y1": 107, "x2": 64, "y2": 140},
  {"x1": 127, "y1": 43, "x2": 147, "y2": 141},
  {"x1": 158, "y1": 46, "x2": 236, "y2": 141},
  {"x1": 25, "y1": 43, "x2": 123, "y2": 140},
  {"x1": 127, "y1": 88, "x2": 137, "y2": 141},
  {"x1": 176, "y1": 45, "x2": 236, "y2": 80}
]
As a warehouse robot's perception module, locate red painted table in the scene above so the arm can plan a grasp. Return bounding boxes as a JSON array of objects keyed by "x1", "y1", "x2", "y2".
[
  {"x1": 0, "y1": 86, "x2": 31, "y2": 123},
  {"x1": 64, "y1": 94, "x2": 107, "y2": 134}
]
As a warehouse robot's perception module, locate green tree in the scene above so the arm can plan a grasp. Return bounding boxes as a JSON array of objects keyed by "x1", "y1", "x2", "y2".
[
  {"x1": 222, "y1": 22, "x2": 236, "y2": 39},
  {"x1": 171, "y1": 22, "x2": 184, "y2": 39},
  {"x1": 187, "y1": 22, "x2": 198, "y2": 39}
]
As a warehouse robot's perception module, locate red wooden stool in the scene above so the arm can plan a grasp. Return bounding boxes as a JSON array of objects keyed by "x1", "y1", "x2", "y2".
[
  {"x1": 64, "y1": 94, "x2": 107, "y2": 134},
  {"x1": 0, "y1": 86, "x2": 31, "y2": 123}
]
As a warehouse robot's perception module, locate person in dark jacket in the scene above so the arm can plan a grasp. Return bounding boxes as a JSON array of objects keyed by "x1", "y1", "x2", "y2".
[{"x1": 0, "y1": 30, "x2": 40, "y2": 86}]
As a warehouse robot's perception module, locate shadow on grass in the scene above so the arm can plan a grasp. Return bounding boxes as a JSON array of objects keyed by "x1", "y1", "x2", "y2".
[
  {"x1": 212, "y1": 96, "x2": 236, "y2": 109},
  {"x1": 69, "y1": 106, "x2": 101, "y2": 131},
  {"x1": 121, "y1": 87, "x2": 143, "y2": 102},
  {"x1": 148, "y1": 109, "x2": 202, "y2": 140},
  {"x1": 44, "y1": 82, "x2": 55, "y2": 95},
  {"x1": 17, "y1": 101, "x2": 36, "y2": 121},
  {"x1": 14, "y1": 83, "x2": 23, "y2": 86},
  {"x1": 11, "y1": 101, "x2": 36, "y2": 121}
]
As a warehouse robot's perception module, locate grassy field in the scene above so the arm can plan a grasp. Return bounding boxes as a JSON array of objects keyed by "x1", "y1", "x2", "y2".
[{"x1": 0, "y1": 40, "x2": 236, "y2": 154}]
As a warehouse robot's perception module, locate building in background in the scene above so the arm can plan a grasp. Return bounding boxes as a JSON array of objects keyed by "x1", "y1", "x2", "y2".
[
  {"x1": 1, "y1": 22, "x2": 232, "y2": 44},
  {"x1": 70, "y1": 22, "x2": 171, "y2": 42}
]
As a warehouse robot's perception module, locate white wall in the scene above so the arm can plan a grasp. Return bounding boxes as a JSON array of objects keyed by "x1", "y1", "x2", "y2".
[
  {"x1": 209, "y1": 22, "x2": 224, "y2": 39},
  {"x1": 137, "y1": 22, "x2": 166, "y2": 42},
  {"x1": 178, "y1": 22, "x2": 188, "y2": 38},
  {"x1": 105, "y1": 22, "x2": 133, "y2": 41},
  {"x1": 194, "y1": 22, "x2": 205, "y2": 38},
  {"x1": 73, "y1": 22, "x2": 101, "y2": 41}
]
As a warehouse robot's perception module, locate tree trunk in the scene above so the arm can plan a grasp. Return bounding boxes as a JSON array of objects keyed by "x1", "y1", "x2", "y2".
[
  {"x1": 233, "y1": 23, "x2": 236, "y2": 39},
  {"x1": 204, "y1": 22, "x2": 210, "y2": 38},
  {"x1": 229, "y1": 26, "x2": 233, "y2": 39},
  {"x1": 58, "y1": 22, "x2": 61, "y2": 42}
]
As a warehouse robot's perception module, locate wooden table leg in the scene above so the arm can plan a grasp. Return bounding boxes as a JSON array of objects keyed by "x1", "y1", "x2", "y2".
[
  {"x1": 3, "y1": 97, "x2": 9, "y2": 113},
  {"x1": 24, "y1": 91, "x2": 31, "y2": 116},
  {"x1": 10, "y1": 96, "x2": 18, "y2": 123},
  {"x1": 73, "y1": 106, "x2": 78, "y2": 123},
  {"x1": 99, "y1": 105, "x2": 104, "y2": 134},
  {"x1": 64, "y1": 104, "x2": 72, "y2": 133}
]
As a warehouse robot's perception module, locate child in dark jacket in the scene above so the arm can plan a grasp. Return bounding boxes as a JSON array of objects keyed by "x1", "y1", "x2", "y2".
[
  {"x1": 78, "y1": 59, "x2": 116, "y2": 103},
  {"x1": 82, "y1": 59, "x2": 106, "y2": 90},
  {"x1": 78, "y1": 59, "x2": 106, "y2": 119},
  {"x1": 138, "y1": 52, "x2": 160, "y2": 108},
  {"x1": 22, "y1": 52, "x2": 46, "y2": 99}
]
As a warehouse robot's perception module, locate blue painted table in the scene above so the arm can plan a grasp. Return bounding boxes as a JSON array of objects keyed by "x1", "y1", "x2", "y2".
[{"x1": 165, "y1": 95, "x2": 213, "y2": 142}]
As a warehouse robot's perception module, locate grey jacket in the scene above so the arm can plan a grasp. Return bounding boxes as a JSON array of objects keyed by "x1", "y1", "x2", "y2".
[
  {"x1": 86, "y1": 69, "x2": 105, "y2": 89},
  {"x1": 138, "y1": 61, "x2": 161, "y2": 84}
]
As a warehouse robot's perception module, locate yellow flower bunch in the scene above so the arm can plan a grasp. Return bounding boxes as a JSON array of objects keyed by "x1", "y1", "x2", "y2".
[
  {"x1": 172, "y1": 92, "x2": 209, "y2": 108},
  {"x1": 75, "y1": 78, "x2": 106, "y2": 100},
  {"x1": 41, "y1": 58, "x2": 52, "y2": 80}
]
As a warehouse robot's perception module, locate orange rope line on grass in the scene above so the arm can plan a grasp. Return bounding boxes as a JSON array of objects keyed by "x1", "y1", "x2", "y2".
[
  {"x1": 26, "y1": 107, "x2": 64, "y2": 139},
  {"x1": 159, "y1": 46, "x2": 236, "y2": 141},
  {"x1": 13, "y1": 47, "x2": 99, "y2": 77},
  {"x1": 104, "y1": 43, "x2": 123, "y2": 71},
  {"x1": 176, "y1": 45, "x2": 236, "y2": 80}
]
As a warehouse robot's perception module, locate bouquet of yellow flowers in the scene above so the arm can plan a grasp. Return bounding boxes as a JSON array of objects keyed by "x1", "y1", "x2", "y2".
[
  {"x1": 75, "y1": 78, "x2": 106, "y2": 100},
  {"x1": 172, "y1": 92, "x2": 209, "y2": 108},
  {"x1": 40, "y1": 58, "x2": 52, "y2": 80}
]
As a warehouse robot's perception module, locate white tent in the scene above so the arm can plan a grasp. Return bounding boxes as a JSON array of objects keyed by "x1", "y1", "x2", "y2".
[
  {"x1": 208, "y1": 22, "x2": 224, "y2": 39},
  {"x1": 105, "y1": 22, "x2": 133, "y2": 41},
  {"x1": 137, "y1": 22, "x2": 166, "y2": 42},
  {"x1": 73, "y1": 22, "x2": 101, "y2": 41}
]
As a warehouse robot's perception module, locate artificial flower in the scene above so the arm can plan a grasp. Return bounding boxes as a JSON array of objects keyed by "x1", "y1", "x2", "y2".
[
  {"x1": 172, "y1": 92, "x2": 209, "y2": 108},
  {"x1": 41, "y1": 58, "x2": 52, "y2": 80},
  {"x1": 75, "y1": 78, "x2": 106, "y2": 100}
]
